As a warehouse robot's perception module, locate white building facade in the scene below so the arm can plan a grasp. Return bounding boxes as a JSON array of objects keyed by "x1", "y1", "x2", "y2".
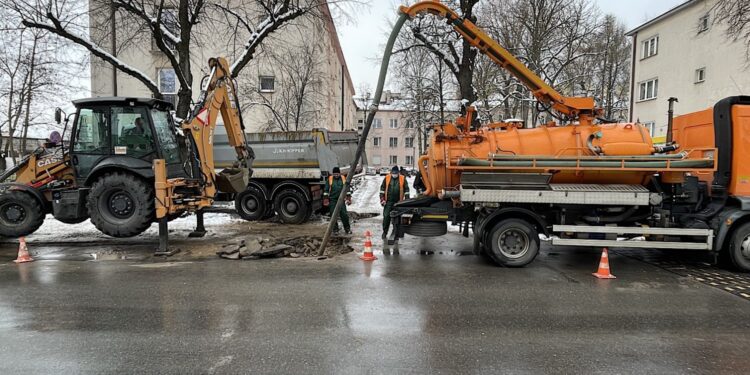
[
  {"x1": 89, "y1": 0, "x2": 357, "y2": 133},
  {"x1": 627, "y1": 0, "x2": 750, "y2": 143}
]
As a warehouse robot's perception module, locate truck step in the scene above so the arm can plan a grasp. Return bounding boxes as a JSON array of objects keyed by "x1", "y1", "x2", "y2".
[{"x1": 552, "y1": 225, "x2": 714, "y2": 250}]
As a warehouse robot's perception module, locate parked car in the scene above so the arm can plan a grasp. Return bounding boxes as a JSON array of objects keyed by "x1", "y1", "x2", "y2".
[{"x1": 379, "y1": 167, "x2": 389, "y2": 176}]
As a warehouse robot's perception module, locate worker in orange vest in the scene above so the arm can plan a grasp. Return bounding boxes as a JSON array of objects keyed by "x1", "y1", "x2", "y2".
[
  {"x1": 380, "y1": 165, "x2": 410, "y2": 239},
  {"x1": 323, "y1": 167, "x2": 352, "y2": 234}
]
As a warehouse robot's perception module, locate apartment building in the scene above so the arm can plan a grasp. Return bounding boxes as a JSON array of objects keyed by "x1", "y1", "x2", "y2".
[
  {"x1": 88, "y1": 0, "x2": 357, "y2": 133},
  {"x1": 627, "y1": 0, "x2": 750, "y2": 142}
]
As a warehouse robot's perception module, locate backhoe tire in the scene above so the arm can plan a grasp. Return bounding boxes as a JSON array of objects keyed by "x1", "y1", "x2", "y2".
[
  {"x1": 87, "y1": 172, "x2": 154, "y2": 238},
  {"x1": 273, "y1": 189, "x2": 309, "y2": 224},
  {"x1": 235, "y1": 186, "x2": 268, "y2": 221},
  {"x1": 727, "y1": 222, "x2": 750, "y2": 272},
  {"x1": 485, "y1": 218, "x2": 539, "y2": 267},
  {"x1": 0, "y1": 191, "x2": 45, "y2": 237}
]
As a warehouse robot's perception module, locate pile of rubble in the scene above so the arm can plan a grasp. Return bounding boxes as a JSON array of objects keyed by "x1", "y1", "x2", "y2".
[{"x1": 217, "y1": 235, "x2": 353, "y2": 260}]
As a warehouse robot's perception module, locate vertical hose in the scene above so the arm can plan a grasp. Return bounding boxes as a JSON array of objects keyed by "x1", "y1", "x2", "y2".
[{"x1": 418, "y1": 155, "x2": 432, "y2": 196}]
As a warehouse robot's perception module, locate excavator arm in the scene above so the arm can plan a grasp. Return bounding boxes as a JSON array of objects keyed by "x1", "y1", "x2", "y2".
[
  {"x1": 399, "y1": 1, "x2": 599, "y2": 125},
  {"x1": 154, "y1": 57, "x2": 254, "y2": 220}
]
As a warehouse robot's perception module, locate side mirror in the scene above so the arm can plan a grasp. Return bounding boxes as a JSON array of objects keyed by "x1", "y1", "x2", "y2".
[{"x1": 54, "y1": 108, "x2": 62, "y2": 124}]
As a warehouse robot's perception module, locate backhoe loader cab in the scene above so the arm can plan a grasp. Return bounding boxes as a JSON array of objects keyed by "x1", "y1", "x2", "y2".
[{"x1": 68, "y1": 97, "x2": 186, "y2": 183}]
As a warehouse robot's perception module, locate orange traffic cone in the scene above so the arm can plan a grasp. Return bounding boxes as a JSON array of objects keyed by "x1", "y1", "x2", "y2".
[
  {"x1": 14, "y1": 237, "x2": 34, "y2": 264},
  {"x1": 592, "y1": 248, "x2": 615, "y2": 279},
  {"x1": 360, "y1": 230, "x2": 377, "y2": 261}
]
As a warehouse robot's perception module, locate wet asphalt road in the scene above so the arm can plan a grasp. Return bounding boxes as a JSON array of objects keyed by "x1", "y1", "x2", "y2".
[{"x1": 2, "y1": 233, "x2": 750, "y2": 374}]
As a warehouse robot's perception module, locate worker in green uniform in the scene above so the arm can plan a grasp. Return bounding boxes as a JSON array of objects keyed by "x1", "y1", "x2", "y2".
[
  {"x1": 380, "y1": 165, "x2": 410, "y2": 239},
  {"x1": 324, "y1": 167, "x2": 352, "y2": 234}
]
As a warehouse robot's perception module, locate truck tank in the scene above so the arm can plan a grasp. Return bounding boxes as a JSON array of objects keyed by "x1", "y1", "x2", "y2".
[{"x1": 421, "y1": 117, "x2": 712, "y2": 197}]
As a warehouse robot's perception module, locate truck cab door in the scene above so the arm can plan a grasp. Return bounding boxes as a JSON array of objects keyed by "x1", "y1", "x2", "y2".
[{"x1": 70, "y1": 107, "x2": 111, "y2": 182}]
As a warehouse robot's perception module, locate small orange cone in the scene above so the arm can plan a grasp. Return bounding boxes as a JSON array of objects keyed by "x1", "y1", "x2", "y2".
[
  {"x1": 592, "y1": 248, "x2": 615, "y2": 279},
  {"x1": 360, "y1": 230, "x2": 377, "y2": 261},
  {"x1": 14, "y1": 237, "x2": 34, "y2": 264}
]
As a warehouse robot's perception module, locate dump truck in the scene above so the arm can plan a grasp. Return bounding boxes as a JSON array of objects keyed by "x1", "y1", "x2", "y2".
[
  {"x1": 213, "y1": 128, "x2": 364, "y2": 224},
  {"x1": 0, "y1": 57, "x2": 254, "y2": 253},
  {"x1": 369, "y1": 1, "x2": 750, "y2": 271}
]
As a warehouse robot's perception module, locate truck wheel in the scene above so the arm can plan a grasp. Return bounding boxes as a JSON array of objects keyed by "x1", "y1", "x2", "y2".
[
  {"x1": 728, "y1": 222, "x2": 750, "y2": 272},
  {"x1": 273, "y1": 189, "x2": 309, "y2": 224},
  {"x1": 235, "y1": 187, "x2": 267, "y2": 221},
  {"x1": 87, "y1": 172, "x2": 154, "y2": 238},
  {"x1": 486, "y1": 218, "x2": 539, "y2": 267},
  {"x1": 0, "y1": 191, "x2": 45, "y2": 237},
  {"x1": 404, "y1": 220, "x2": 447, "y2": 237}
]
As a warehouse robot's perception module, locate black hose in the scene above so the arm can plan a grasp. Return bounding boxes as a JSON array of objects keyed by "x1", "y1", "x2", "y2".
[{"x1": 582, "y1": 206, "x2": 638, "y2": 224}]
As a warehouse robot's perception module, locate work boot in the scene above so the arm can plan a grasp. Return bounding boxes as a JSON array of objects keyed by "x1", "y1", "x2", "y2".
[
  {"x1": 333, "y1": 228, "x2": 340, "y2": 234},
  {"x1": 345, "y1": 229, "x2": 352, "y2": 235},
  {"x1": 381, "y1": 231, "x2": 387, "y2": 240}
]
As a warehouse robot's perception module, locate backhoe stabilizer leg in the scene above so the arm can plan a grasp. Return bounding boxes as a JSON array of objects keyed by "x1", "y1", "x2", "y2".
[
  {"x1": 189, "y1": 210, "x2": 207, "y2": 238},
  {"x1": 154, "y1": 217, "x2": 180, "y2": 256}
]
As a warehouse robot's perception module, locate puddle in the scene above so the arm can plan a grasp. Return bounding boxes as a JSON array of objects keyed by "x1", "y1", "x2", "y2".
[{"x1": 131, "y1": 262, "x2": 193, "y2": 268}]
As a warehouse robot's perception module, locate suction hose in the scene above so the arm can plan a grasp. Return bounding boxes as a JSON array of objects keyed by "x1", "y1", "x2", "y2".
[{"x1": 318, "y1": 13, "x2": 409, "y2": 256}]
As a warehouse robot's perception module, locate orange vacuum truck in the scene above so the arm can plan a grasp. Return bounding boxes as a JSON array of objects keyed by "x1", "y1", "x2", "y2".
[{"x1": 382, "y1": 1, "x2": 750, "y2": 271}]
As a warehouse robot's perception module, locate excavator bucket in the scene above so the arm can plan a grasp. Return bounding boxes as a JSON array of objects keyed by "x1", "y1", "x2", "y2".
[{"x1": 216, "y1": 168, "x2": 249, "y2": 193}]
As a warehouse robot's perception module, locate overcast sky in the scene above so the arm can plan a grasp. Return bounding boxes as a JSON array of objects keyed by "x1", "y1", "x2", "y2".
[{"x1": 335, "y1": 0, "x2": 686, "y2": 94}]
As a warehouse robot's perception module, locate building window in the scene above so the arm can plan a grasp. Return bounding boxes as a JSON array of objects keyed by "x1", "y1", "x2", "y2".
[
  {"x1": 373, "y1": 119, "x2": 382, "y2": 128},
  {"x1": 638, "y1": 78, "x2": 658, "y2": 101},
  {"x1": 405, "y1": 155, "x2": 414, "y2": 165},
  {"x1": 389, "y1": 119, "x2": 398, "y2": 129},
  {"x1": 641, "y1": 36, "x2": 658, "y2": 59},
  {"x1": 644, "y1": 121, "x2": 656, "y2": 136},
  {"x1": 389, "y1": 137, "x2": 398, "y2": 148},
  {"x1": 373, "y1": 137, "x2": 381, "y2": 147},
  {"x1": 698, "y1": 14, "x2": 710, "y2": 33},
  {"x1": 372, "y1": 155, "x2": 381, "y2": 165},
  {"x1": 695, "y1": 67, "x2": 706, "y2": 83},
  {"x1": 158, "y1": 68, "x2": 177, "y2": 106},
  {"x1": 405, "y1": 137, "x2": 414, "y2": 148},
  {"x1": 152, "y1": 8, "x2": 179, "y2": 51},
  {"x1": 405, "y1": 120, "x2": 414, "y2": 129},
  {"x1": 259, "y1": 76, "x2": 275, "y2": 93},
  {"x1": 389, "y1": 155, "x2": 398, "y2": 164}
]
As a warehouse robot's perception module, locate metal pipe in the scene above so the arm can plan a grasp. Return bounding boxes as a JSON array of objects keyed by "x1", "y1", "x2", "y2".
[{"x1": 667, "y1": 97, "x2": 679, "y2": 143}]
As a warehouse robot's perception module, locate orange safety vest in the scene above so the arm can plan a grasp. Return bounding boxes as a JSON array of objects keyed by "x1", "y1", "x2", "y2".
[
  {"x1": 328, "y1": 175, "x2": 346, "y2": 195},
  {"x1": 384, "y1": 174, "x2": 406, "y2": 201}
]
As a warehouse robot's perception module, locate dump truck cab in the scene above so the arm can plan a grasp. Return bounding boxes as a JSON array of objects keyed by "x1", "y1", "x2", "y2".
[{"x1": 69, "y1": 97, "x2": 187, "y2": 184}]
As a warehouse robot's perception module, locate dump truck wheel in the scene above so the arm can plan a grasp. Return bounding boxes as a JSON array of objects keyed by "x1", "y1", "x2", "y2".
[
  {"x1": 486, "y1": 218, "x2": 539, "y2": 267},
  {"x1": 87, "y1": 172, "x2": 154, "y2": 238},
  {"x1": 273, "y1": 189, "x2": 309, "y2": 224},
  {"x1": 0, "y1": 191, "x2": 45, "y2": 237},
  {"x1": 728, "y1": 222, "x2": 750, "y2": 272},
  {"x1": 235, "y1": 186, "x2": 267, "y2": 221},
  {"x1": 404, "y1": 220, "x2": 447, "y2": 237}
]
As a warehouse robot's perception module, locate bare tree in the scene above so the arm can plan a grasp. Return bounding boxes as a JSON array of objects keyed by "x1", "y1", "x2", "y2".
[
  {"x1": 0, "y1": 10, "x2": 85, "y2": 162},
  {"x1": 397, "y1": 0, "x2": 479, "y2": 104},
  {"x1": 255, "y1": 42, "x2": 324, "y2": 132},
  {"x1": 392, "y1": 25, "x2": 454, "y2": 153},
  {"x1": 714, "y1": 0, "x2": 750, "y2": 64},
  {"x1": 5, "y1": 0, "x2": 330, "y2": 118},
  {"x1": 482, "y1": 0, "x2": 601, "y2": 125}
]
